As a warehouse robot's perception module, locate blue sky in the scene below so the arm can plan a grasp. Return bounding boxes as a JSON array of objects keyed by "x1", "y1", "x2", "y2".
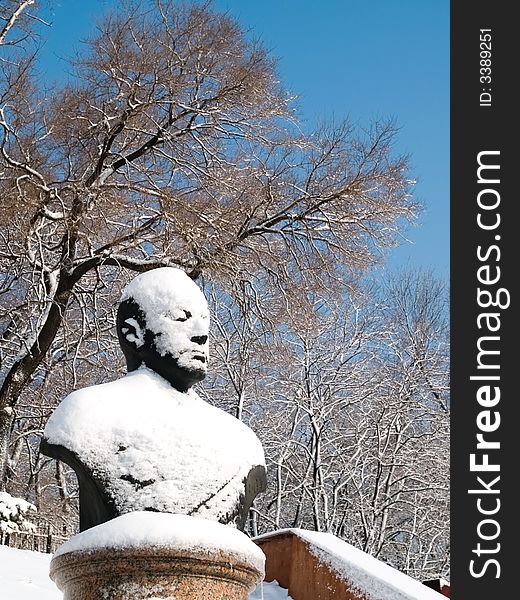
[{"x1": 40, "y1": 0, "x2": 449, "y2": 276}]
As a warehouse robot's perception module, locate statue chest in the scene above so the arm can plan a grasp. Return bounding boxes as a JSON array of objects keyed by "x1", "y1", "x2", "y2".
[{"x1": 75, "y1": 396, "x2": 261, "y2": 518}]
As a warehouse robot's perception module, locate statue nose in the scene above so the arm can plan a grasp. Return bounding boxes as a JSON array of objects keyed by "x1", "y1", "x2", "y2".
[{"x1": 191, "y1": 335, "x2": 208, "y2": 345}]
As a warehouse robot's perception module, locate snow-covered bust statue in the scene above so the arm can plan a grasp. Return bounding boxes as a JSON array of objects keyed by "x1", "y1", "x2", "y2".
[{"x1": 40, "y1": 268, "x2": 266, "y2": 532}]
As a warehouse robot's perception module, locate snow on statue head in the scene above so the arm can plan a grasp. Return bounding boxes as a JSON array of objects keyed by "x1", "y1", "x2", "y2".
[
  {"x1": 116, "y1": 268, "x2": 210, "y2": 392},
  {"x1": 40, "y1": 267, "x2": 267, "y2": 533}
]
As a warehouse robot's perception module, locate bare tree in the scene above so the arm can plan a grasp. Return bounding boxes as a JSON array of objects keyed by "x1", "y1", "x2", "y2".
[
  {"x1": 227, "y1": 273, "x2": 450, "y2": 580},
  {"x1": 0, "y1": 1, "x2": 38, "y2": 49},
  {"x1": 0, "y1": 0, "x2": 417, "y2": 487},
  {"x1": 365, "y1": 270, "x2": 449, "y2": 578}
]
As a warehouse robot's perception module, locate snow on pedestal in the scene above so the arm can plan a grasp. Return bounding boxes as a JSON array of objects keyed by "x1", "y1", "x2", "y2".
[{"x1": 50, "y1": 512, "x2": 265, "y2": 600}]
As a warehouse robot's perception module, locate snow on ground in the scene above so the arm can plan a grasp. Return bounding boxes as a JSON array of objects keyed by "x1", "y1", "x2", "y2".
[
  {"x1": 0, "y1": 546, "x2": 58, "y2": 600},
  {"x1": 250, "y1": 579, "x2": 294, "y2": 599},
  {"x1": 0, "y1": 545, "x2": 286, "y2": 600}
]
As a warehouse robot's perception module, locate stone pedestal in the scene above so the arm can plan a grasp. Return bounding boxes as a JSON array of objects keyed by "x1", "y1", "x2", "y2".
[
  {"x1": 49, "y1": 512, "x2": 264, "y2": 600},
  {"x1": 50, "y1": 546, "x2": 262, "y2": 600}
]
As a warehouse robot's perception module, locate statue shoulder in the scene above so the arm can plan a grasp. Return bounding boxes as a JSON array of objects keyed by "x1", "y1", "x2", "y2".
[
  {"x1": 42, "y1": 370, "x2": 175, "y2": 451},
  {"x1": 42, "y1": 377, "x2": 129, "y2": 448},
  {"x1": 194, "y1": 400, "x2": 266, "y2": 465}
]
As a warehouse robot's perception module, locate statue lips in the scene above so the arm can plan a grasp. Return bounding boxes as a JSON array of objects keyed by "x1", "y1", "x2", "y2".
[
  {"x1": 182, "y1": 350, "x2": 207, "y2": 374},
  {"x1": 181, "y1": 347, "x2": 207, "y2": 363}
]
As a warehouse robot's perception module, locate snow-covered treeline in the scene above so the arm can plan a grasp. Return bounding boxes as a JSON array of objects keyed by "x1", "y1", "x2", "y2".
[{"x1": 202, "y1": 270, "x2": 450, "y2": 581}]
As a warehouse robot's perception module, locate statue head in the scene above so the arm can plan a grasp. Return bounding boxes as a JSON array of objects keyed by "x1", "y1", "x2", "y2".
[{"x1": 116, "y1": 267, "x2": 210, "y2": 392}]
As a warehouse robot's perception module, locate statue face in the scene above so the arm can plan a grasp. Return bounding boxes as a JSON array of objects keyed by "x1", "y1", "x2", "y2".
[
  {"x1": 118, "y1": 268, "x2": 210, "y2": 391},
  {"x1": 145, "y1": 293, "x2": 210, "y2": 380}
]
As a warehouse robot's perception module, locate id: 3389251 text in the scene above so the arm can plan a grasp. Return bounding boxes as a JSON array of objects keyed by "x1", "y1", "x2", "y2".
[{"x1": 480, "y1": 29, "x2": 492, "y2": 107}]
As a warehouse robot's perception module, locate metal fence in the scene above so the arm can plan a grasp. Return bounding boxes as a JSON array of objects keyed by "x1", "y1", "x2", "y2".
[{"x1": 0, "y1": 517, "x2": 73, "y2": 554}]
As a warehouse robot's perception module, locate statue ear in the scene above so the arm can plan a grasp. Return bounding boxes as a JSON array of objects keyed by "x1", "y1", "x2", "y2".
[{"x1": 120, "y1": 317, "x2": 145, "y2": 350}]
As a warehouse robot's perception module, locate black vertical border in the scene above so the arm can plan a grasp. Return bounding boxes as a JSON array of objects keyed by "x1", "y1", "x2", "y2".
[{"x1": 451, "y1": 2, "x2": 514, "y2": 598}]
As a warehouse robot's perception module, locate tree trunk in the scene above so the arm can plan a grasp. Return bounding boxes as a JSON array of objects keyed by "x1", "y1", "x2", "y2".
[
  {"x1": 0, "y1": 407, "x2": 14, "y2": 490},
  {"x1": 0, "y1": 271, "x2": 75, "y2": 485}
]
